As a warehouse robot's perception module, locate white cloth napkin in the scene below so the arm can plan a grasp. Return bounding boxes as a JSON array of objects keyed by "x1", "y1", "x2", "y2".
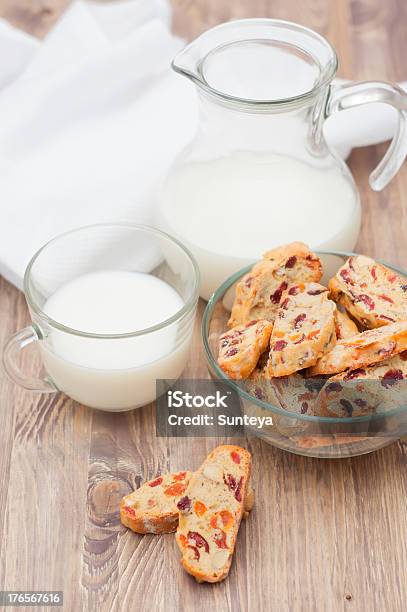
[
  {"x1": 0, "y1": 0, "x2": 197, "y2": 289},
  {"x1": 0, "y1": 0, "x2": 404, "y2": 290}
]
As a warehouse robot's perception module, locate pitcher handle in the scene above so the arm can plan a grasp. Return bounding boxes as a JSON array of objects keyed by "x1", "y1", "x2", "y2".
[
  {"x1": 3, "y1": 325, "x2": 57, "y2": 393},
  {"x1": 326, "y1": 81, "x2": 407, "y2": 191}
]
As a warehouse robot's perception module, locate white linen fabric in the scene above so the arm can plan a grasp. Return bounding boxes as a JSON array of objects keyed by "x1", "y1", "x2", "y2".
[{"x1": 0, "y1": 0, "x2": 404, "y2": 289}]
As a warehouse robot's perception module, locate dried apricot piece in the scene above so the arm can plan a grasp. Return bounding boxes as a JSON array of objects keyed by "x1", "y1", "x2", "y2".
[
  {"x1": 173, "y1": 471, "x2": 187, "y2": 482},
  {"x1": 164, "y1": 482, "x2": 187, "y2": 496},
  {"x1": 219, "y1": 510, "x2": 234, "y2": 530},
  {"x1": 194, "y1": 501, "x2": 207, "y2": 517},
  {"x1": 178, "y1": 534, "x2": 188, "y2": 547}
]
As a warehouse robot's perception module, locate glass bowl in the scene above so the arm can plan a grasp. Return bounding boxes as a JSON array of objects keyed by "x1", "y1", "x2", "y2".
[{"x1": 202, "y1": 251, "x2": 407, "y2": 458}]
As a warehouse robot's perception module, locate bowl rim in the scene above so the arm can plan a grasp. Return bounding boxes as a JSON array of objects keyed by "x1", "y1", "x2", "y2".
[
  {"x1": 24, "y1": 223, "x2": 200, "y2": 339},
  {"x1": 201, "y1": 250, "x2": 407, "y2": 424}
]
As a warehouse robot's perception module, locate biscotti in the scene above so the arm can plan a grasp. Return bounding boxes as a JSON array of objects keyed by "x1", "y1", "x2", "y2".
[
  {"x1": 267, "y1": 283, "x2": 337, "y2": 377},
  {"x1": 176, "y1": 445, "x2": 251, "y2": 583},
  {"x1": 228, "y1": 242, "x2": 323, "y2": 327},
  {"x1": 309, "y1": 320, "x2": 407, "y2": 376},
  {"x1": 121, "y1": 471, "x2": 192, "y2": 534},
  {"x1": 218, "y1": 319, "x2": 273, "y2": 379},
  {"x1": 270, "y1": 373, "x2": 320, "y2": 437},
  {"x1": 334, "y1": 305, "x2": 359, "y2": 339},
  {"x1": 314, "y1": 352, "x2": 407, "y2": 417},
  {"x1": 246, "y1": 351, "x2": 282, "y2": 405},
  {"x1": 329, "y1": 255, "x2": 407, "y2": 328}
]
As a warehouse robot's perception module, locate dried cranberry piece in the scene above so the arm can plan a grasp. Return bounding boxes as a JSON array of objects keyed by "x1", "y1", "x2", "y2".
[
  {"x1": 223, "y1": 473, "x2": 244, "y2": 501},
  {"x1": 294, "y1": 313, "x2": 306, "y2": 329},
  {"x1": 355, "y1": 398, "x2": 367, "y2": 408},
  {"x1": 399, "y1": 351, "x2": 407, "y2": 361},
  {"x1": 378, "y1": 341, "x2": 396, "y2": 357},
  {"x1": 187, "y1": 545, "x2": 200, "y2": 560},
  {"x1": 289, "y1": 285, "x2": 299, "y2": 295},
  {"x1": 231, "y1": 450, "x2": 241, "y2": 464},
  {"x1": 149, "y1": 477, "x2": 163, "y2": 487},
  {"x1": 307, "y1": 288, "x2": 326, "y2": 296},
  {"x1": 246, "y1": 320, "x2": 258, "y2": 327},
  {"x1": 274, "y1": 340, "x2": 287, "y2": 351},
  {"x1": 326, "y1": 382, "x2": 342, "y2": 393},
  {"x1": 379, "y1": 315, "x2": 395, "y2": 323},
  {"x1": 234, "y1": 476, "x2": 244, "y2": 502},
  {"x1": 225, "y1": 348, "x2": 239, "y2": 357},
  {"x1": 340, "y1": 399, "x2": 353, "y2": 416},
  {"x1": 253, "y1": 387, "x2": 265, "y2": 400},
  {"x1": 221, "y1": 340, "x2": 229, "y2": 348},
  {"x1": 213, "y1": 530, "x2": 228, "y2": 549},
  {"x1": 381, "y1": 369, "x2": 404, "y2": 388},
  {"x1": 301, "y1": 402, "x2": 309, "y2": 414},
  {"x1": 188, "y1": 531, "x2": 209, "y2": 554},
  {"x1": 355, "y1": 294, "x2": 375, "y2": 311},
  {"x1": 402, "y1": 284, "x2": 407, "y2": 292},
  {"x1": 280, "y1": 297, "x2": 290, "y2": 310},
  {"x1": 177, "y1": 496, "x2": 192, "y2": 512},
  {"x1": 344, "y1": 368, "x2": 366, "y2": 381},
  {"x1": 293, "y1": 334, "x2": 305, "y2": 345},
  {"x1": 304, "y1": 378, "x2": 326, "y2": 393},
  {"x1": 270, "y1": 282, "x2": 288, "y2": 304},
  {"x1": 340, "y1": 269, "x2": 354, "y2": 285},
  {"x1": 124, "y1": 506, "x2": 136, "y2": 518},
  {"x1": 370, "y1": 266, "x2": 377, "y2": 281},
  {"x1": 285, "y1": 256, "x2": 297, "y2": 269},
  {"x1": 223, "y1": 473, "x2": 237, "y2": 492},
  {"x1": 378, "y1": 294, "x2": 394, "y2": 304}
]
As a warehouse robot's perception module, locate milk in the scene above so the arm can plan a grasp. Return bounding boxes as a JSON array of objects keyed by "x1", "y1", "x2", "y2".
[
  {"x1": 40, "y1": 271, "x2": 191, "y2": 410},
  {"x1": 157, "y1": 151, "x2": 360, "y2": 299}
]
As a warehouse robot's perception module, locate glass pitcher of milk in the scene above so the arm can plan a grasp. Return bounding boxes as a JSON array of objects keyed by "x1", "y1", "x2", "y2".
[{"x1": 157, "y1": 19, "x2": 407, "y2": 299}]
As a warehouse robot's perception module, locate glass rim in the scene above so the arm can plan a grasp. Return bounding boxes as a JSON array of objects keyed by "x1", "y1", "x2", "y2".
[
  {"x1": 24, "y1": 223, "x2": 200, "y2": 339},
  {"x1": 201, "y1": 250, "x2": 407, "y2": 424},
  {"x1": 173, "y1": 18, "x2": 339, "y2": 109}
]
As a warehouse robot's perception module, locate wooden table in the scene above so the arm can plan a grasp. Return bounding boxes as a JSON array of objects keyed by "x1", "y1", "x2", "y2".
[{"x1": 0, "y1": 1, "x2": 406, "y2": 611}]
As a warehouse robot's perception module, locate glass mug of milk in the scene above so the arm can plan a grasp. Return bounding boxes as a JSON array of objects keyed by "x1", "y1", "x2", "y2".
[
  {"x1": 3, "y1": 224, "x2": 199, "y2": 411},
  {"x1": 157, "y1": 19, "x2": 407, "y2": 299}
]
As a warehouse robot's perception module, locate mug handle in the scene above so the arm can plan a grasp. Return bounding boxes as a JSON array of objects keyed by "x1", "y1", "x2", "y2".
[
  {"x1": 3, "y1": 326, "x2": 57, "y2": 393},
  {"x1": 326, "y1": 81, "x2": 407, "y2": 191}
]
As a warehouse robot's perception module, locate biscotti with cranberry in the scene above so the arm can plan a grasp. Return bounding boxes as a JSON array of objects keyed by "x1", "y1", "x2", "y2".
[
  {"x1": 218, "y1": 319, "x2": 273, "y2": 379},
  {"x1": 176, "y1": 445, "x2": 252, "y2": 583},
  {"x1": 228, "y1": 242, "x2": 323, "y2": 328},
  {"x1": 245, "y1": 350, "x2": 282, "y2": 405},
  {"x1": 267, "y1": 283, "x2": 337, "y2": 377},
  {"x1": 314, "y1": 352, "x2": 407, "y2": 417},
  {"x1": 120, "y1": 471, "x2": 192, "y2": 534},
  {"x1": 329, "y1": 255, "x2": 407, "y2": 329},
  {"x1": 309, "y1": 320, "x2": 407, "y2": 376}
]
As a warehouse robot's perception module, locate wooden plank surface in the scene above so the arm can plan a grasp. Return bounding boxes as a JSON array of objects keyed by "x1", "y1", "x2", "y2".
[{"x1": 0, "y1": 1, "x2": 406, "y2": 611}]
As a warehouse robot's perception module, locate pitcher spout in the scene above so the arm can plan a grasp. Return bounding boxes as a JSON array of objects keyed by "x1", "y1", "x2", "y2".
[{"x1": 171, "y1": 43, "x2": 203, "y2": 84}]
